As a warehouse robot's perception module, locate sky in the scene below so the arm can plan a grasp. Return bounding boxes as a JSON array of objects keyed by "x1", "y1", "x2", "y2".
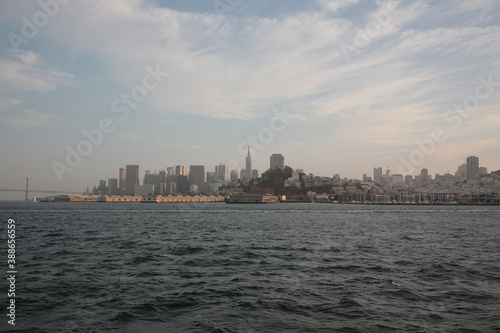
[{"x1": 0, "y1": 0, "x2": 499, "y2": 199}]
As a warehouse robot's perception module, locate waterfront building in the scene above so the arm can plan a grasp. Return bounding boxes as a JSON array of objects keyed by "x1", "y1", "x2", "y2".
[
  {"x1": 134, "y1": 184, "x2": 154, "y2": 196},
  {"x1": 189, "y1": 165, "x2": 205, "y2": 192},
  {"x1": 119, "y1": 167, "x2": 126, "y2": 193},
  {"x1": 108, "y1": 178, "x2": 118, "y2": 195},
  {"x1": 125, "y1": 165, "x2": 139, "y2": 195},
  {"x1": 144, "y1": 170, "x2": 162, "y2": 195},
  {"x1": 176, "y1": 175, "x2": 189, "y2": 194},
  {"x1": 169, "y1": 182, "x2": 177, "y2": 195}
]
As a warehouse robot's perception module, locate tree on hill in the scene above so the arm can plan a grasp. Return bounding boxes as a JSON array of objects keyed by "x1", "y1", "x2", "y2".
[{"x1": 254, "y1": 166, "x2": 293, "y2": 195}]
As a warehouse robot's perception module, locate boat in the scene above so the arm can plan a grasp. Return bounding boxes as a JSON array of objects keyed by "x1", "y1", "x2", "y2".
[{"x1": 225, "y1": 193, "x2": 279, "y2": 204}]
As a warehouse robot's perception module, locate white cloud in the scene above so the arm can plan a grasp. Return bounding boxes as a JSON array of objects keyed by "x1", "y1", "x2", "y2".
[
  {"x1": 317, "y1": 0, "x2": 359, "y2": 13},
  {"x1": 4, "y1": 0, "x2": 498, "y2": 175},
  {"x1": 0, "y1": 98, "x2": 22, "y2": 113},
  {"x1": 3, "y1": 109, "x2": 56, "y2": 128},
  {"x1": 0, "y1": 51, "x2": 75, "y2": 92}
]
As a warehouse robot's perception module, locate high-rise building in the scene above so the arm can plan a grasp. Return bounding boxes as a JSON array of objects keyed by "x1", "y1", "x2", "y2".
[
  {"x1": 108, "y1": 178, "x2": 118, "y2": 195},
  {"x1": 373, "y1": 167, "x2": 382, "y2": 184},
  {"x1": 165, "y1": 174, "x2": 177, "y2": 194},
  {"x1": 175, "y1": 165, "x2": 189, "y2": 176},
  {"x1": 119, "y1": 167, "x2": 126, "y2": 193},
  {"x1": 98, "y1": 180, "x2": 107, "y2": 195},
  {"x1": 270, "y1": 154, "x2": 285, "y2": 171},
  {"x1": 176, "y1": 175, "x2": 189, "y2": 194},
  {"x1": 466, "y1": 156, "x2": 479, "y2": 180},
  {"x1": 135, "y1": 184, "x2": 154, "y2": 196},
  {"x1": 230, "y1": 170, "x2": 239, "y2": 182},
  {"x1": 455, "y1": 163, "x2": 467, "y2": 178},
  {"x1": 166, "y1": 167, "x2": 175, "y2": 176},
  {"x1": 144, "y1": 170, "x2": 162, "y2": 195},
  {"x1": 215, "y1": 163, "x2": 228, "y2": 182},
  {"x1": 252, "y1": 169, "x2": 259, "y2": 178},
  {"x1": 421, "y1": 168, "x2": 429, "y2": 183},
  {"x1": 125, "y1": 165, "x2": 139, "y2": 195},
  {"x1": 189, "y1": 165, "x2": 205, "y2": 192},
  {"x1": 169, "y1": 181, "x2": 177, "y2": 195},
  {"x1": 206, "y1": 171, "x2": 217, "y2": 184},
  {"x1": 246, "y1": 146, "x2": 253, "y2": 179},
  {"x1": 159, "y1": 170, "x2": 167, "y2": 194}
]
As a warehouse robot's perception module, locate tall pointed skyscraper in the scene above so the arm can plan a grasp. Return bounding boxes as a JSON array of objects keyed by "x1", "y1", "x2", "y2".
[{"x1": 246, "y1": 146, "x2": 252, "y2": 179}]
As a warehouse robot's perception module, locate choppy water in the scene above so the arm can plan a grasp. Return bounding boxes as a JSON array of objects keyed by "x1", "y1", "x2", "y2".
[{"x1": 1, "y1": 202, "x2": 500, "y2": 332}]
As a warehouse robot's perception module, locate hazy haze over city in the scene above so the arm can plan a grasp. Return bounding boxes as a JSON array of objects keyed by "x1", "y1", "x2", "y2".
[{"x1": 0, "y1": 0, "x2": 499, "y2": 200}]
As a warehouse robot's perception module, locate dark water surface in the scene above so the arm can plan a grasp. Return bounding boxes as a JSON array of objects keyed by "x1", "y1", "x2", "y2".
[{"x1": 1, "y1": 202, "x2": 500, "y2": 332}]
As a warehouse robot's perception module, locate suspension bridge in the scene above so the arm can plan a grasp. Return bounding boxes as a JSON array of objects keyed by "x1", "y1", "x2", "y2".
[{"x1": 0, "y1": 178, "x2": 83, "y2": 200}]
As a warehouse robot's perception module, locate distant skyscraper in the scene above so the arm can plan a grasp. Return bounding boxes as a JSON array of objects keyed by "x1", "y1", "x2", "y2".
[
  {"x1": 373, "y1": 167, "x2": 382, "y2": 184},
  {"x1": 252, "y1": 169, "x2": 259, "y2": 178},
  {"x1": 119, "y1": 167, "x2": 126, "y2": 193},
  {"x1": 466, "y1": 156, "x2": 479, "y2": 180},
  {"x1": 135, "y1": 184, "x2": 154, "y2": 196},
  {"x1": 166, "y1": 167, "x2": 175, "y2": 176},
  {"x1": 144, "y1": 170, "x2": 162, "y2": 195},
  {"x1": 189, "y1": 165, "x2": 205, "y2": 192},
  {"x1": 246, "y1": 146, "x2": 253, "y2": 178},
  {"x1": 270, "y1": 154, "x2": 285, "y2": 171},
  {"x1": 230, "y1": 170, "x2": 239, "y2": 182},
  {"x1": 108, "y1": 178, "x2": 118, "y2": 195},
  {"x1": 159, "y1": 170, "x2": 167, "y2": 194},
  {"x1": 169, "y1": 182, "x2": 177, "y2": 195},
  {"x1": 206, "y1": 171, "x2": 217, "y2": 184},
  {"x1": 125, "y1": 165, "x2": 139, "y2": 195},
  {"x1": 98, "y1": 180, "x2": 107, "y2": 195},
  {"x1": 215, "y1": 163, "x2": 228, "y2": 182},
  {"x1": 421, "y1": 168, "x2": 429, "y2": 183},
  {"x1": 455, "y1": 163, "x2": 467, "y2": 178},
  {"x1": 176, "y1": 175, "x2": 189, "y2": 194},
  {"x1": 175, "y1": 165, "x2": 189, "y2": 176}
]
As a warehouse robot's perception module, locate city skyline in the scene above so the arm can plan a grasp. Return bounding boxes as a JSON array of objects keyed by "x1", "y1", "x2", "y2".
[
  {"x1": 2, "y1": 152, "x2": 495, "y2": 200},
  {"x1": 1, "y1": 1, "x2": 499, "y2": 199}
]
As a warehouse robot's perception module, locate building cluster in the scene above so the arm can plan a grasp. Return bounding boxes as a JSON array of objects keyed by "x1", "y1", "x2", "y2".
[
  {"x1": 89, "y1": 150, "x2": 286, "y2": 196},
  {"x1": 301, "y1": 156, "x2": 499, "y2": 204},
  {"x1": 88, "y1": 154, "x2": 499, "y2": 204}
]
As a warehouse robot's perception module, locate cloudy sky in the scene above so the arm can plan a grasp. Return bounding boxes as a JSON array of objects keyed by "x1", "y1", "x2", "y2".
[{"x1": 0, "y1": 0, "x2": 499, "y2": 199}]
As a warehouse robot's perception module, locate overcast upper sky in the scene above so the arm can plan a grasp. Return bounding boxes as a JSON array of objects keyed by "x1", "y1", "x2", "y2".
[{"x1": 0, "y1": 0, "x2": 499, "y2": 199}]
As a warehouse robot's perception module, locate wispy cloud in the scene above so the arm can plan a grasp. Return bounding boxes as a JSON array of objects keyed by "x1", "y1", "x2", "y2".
[
  {"x1": 0, "y1": 98, "x2": 22, "y2": 113},
  {"x1": 0, "y1": 51, "x2": 76, "y2": 92},
  {"x1": 3, "y1": 109, "x2": 56, "y2": 128}
]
